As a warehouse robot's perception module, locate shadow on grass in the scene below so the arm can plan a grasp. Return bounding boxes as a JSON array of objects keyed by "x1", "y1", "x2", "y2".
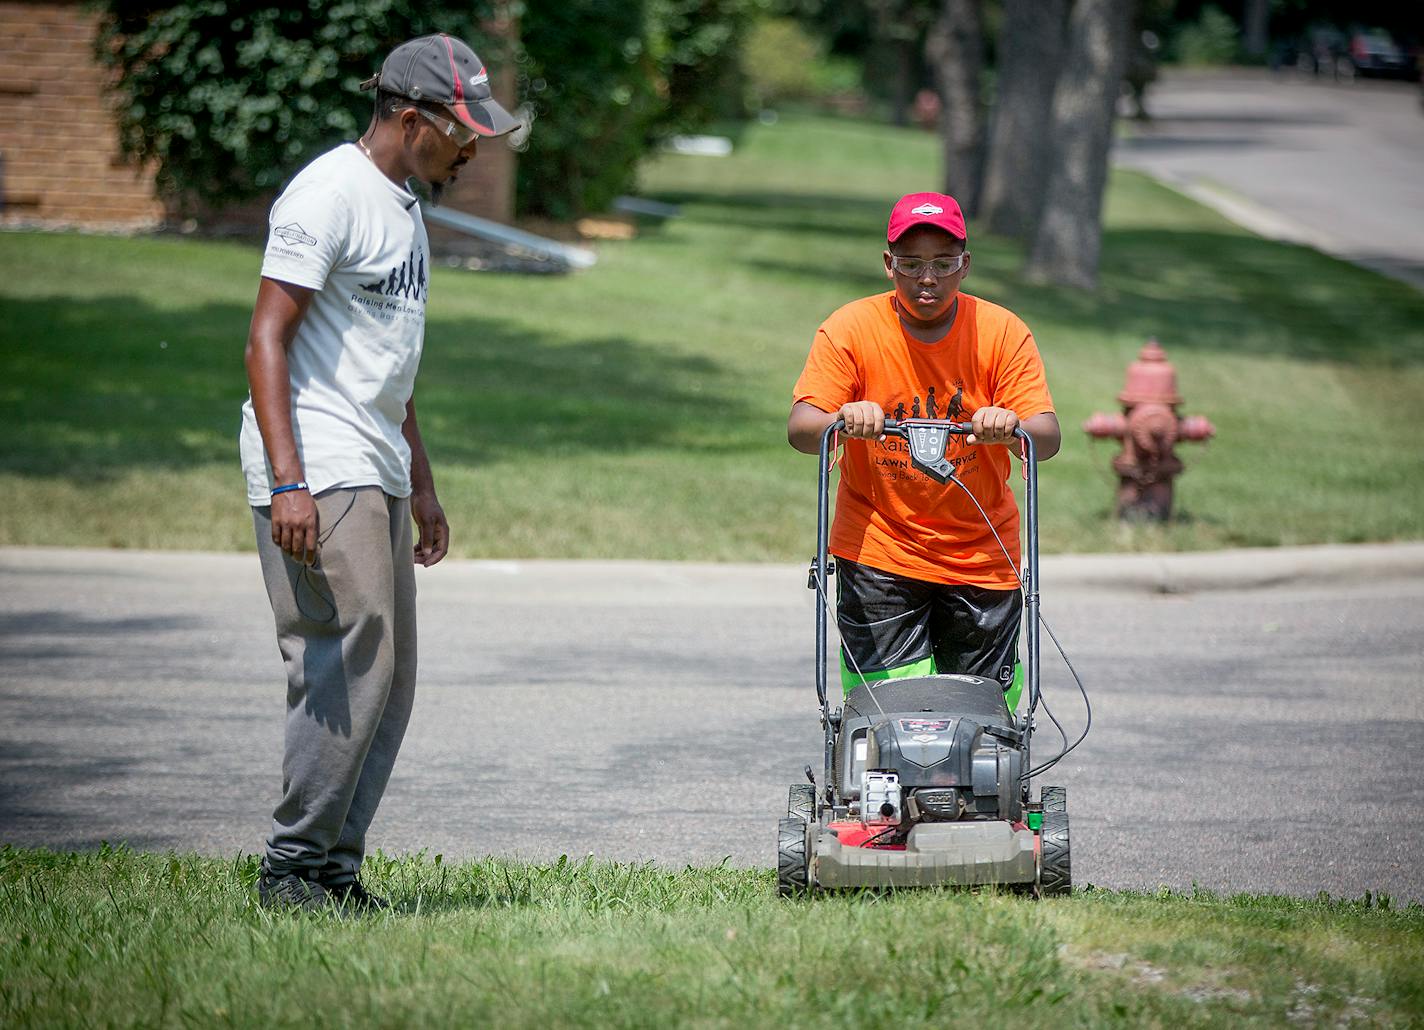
[
  {"x1": 1106, "y1": 229, "x2": 1417, "y2": 366},
  {"x1": 417, "y1": 316, "x2": 747, "y2": 465},
  {"x1": 746, "y1": 227, "x2": 1424, "y2": 368},
  {"x1": 0, "y1": 296, "x2": 749, "y2": 481}
]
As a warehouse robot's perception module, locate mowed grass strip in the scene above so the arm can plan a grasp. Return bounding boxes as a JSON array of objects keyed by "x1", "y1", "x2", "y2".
[
  {"x1": 1, "y1": 113, "x2": 1421, "y2": 558},
  {"x1": 1, "y1": 848, "x2": 1420, "y2": 1027}
]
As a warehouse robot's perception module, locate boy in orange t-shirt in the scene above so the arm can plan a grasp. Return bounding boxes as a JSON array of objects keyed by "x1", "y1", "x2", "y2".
[{"x1": 788, "y1": 192, "x2": 1061, "y2": 706}]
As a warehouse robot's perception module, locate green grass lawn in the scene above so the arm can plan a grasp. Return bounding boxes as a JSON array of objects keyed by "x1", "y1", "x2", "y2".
[
  {"x1": 1, "y1": 848, "x2": 1419, "y2": 1027},
  {"x1": 2, "y1": 113, "x2": 1422, "y2": 557}
]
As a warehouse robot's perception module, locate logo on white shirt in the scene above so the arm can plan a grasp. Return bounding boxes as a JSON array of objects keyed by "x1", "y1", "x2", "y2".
[
  {"x1": 273, "y1": 222, "x2": 317, "y2": 246},
  {"x1": 910, "y1": 203, "x2": 944, "y2": 216}
]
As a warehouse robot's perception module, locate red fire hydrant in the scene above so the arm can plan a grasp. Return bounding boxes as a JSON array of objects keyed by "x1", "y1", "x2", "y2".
[{"x1": 1083, "y1": 339, "x2": 1214, "y2": 522}]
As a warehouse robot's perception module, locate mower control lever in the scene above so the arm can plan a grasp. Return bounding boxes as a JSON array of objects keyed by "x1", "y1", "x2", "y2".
[{"x1": 882, "y1": 419, "x2": 973, "y2": 483}]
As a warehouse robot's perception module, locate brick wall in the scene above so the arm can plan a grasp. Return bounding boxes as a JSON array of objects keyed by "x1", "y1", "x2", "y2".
[
  {"x1": 0, "y1": 0, "x2": 518, "y2": 236},
  {"x1": 0, "y1": 1, "x2": 164, "y2": 230}
]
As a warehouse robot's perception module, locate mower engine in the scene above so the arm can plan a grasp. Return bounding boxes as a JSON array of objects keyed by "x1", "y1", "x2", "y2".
[{"x1": 840, "y1": 676, "x2": 1025, "y2": 830}]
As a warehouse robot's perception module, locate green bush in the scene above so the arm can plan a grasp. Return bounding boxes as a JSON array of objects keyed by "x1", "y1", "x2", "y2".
[
  {"x1": 1171, "y1": 5, "x2": 1241, "y2": 66},
  {"x1": 95, "y1": 1, "x2": 502, "y2": 208},
  {"x1": 97, "y1": 0, "x2": 762, "y2": 221},
  {"x1": 650, "y1": 0, "x2": 764, "y2": 132},
  {"x1": 741, "y1": 17, "x2": 862, "y2": 110},
  {"x1": 516, "y1": 0, "x2": 764, "y2": 219},
  {"x1": 514, "y1": 0, "x2": 661, "y2": 220}
]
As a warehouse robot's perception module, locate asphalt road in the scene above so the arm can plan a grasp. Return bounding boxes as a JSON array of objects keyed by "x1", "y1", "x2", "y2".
[
  {"x1": 1115, "y1": 68, "x2": 1424, "y2": 291},
  {"x1": 2, "y1": 545, "x2": 1421, "y2": 903}
]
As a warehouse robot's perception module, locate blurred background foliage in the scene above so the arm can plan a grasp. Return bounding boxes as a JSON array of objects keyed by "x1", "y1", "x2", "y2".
[
  {"x1": 97, "y1": 0, "x2": 1422, "y2": 221},
  {"x1": 96, "y1": 1, "x2": 506, "y2": 207},
  {"x1": 96, "y1": 0, "x2": 767, "y2": 220}
]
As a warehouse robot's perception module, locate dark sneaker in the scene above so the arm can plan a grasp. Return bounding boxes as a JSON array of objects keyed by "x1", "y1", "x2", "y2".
[
  {"x1": 258, "y1": 868, "x2": 331, "y2": 912},
  {"x1": 328, "y1": 879, "x2": 390, "y2": 912}
]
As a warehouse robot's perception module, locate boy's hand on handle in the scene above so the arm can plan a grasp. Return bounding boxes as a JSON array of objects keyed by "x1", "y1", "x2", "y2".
[
  {"x1": 272, "y1": 490, "x2": 319, "y2": 566},
  {"x1": 839, "y1": 401, "x2": 886, "y2": 440},
  {"x1": 967, "y1": 406, "x2": 1019, "y2": 446}
]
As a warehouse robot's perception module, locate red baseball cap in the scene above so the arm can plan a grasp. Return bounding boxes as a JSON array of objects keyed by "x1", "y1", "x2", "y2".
[{"x1": 887, "y1": 192, "x2": 967, "y2": 244}]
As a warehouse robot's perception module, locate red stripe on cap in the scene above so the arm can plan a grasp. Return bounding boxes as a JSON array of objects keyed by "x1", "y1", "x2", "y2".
[
  {"x1": 441, "y1": 34, "x2": 495, "y2": 135},
  {"x1": 443, "y1": 36, "x2": 464, "y2": 103}
]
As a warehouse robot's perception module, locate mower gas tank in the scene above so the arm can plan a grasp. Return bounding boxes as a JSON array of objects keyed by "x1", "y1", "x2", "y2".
[{"x1": 844, "y1": 674, "x2": 1010, "y2": 724}]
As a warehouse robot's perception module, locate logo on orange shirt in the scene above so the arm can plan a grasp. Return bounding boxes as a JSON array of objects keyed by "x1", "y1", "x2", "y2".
[{"x1": 887, "y1": 381, "x2": 965, "y2": 422}]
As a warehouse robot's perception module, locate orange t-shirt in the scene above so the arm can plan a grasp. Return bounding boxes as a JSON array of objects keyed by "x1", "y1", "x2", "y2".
[{"x1": 793, "y1": 290, "x2": 1054, "y2": 589}]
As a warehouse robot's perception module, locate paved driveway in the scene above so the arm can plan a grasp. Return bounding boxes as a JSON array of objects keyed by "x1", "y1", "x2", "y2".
[
  {"x1": 1116, "y1": 69, "x2": 1424, "y2": 291},
  {"x1": 2, "y1": 546, "x2": 1421, "y2": 902}
]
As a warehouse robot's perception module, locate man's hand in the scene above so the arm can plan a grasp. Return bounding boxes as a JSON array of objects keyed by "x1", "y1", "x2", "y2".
[
  {"x1": 272, "y1": 490, "x2": 319, "y2": 566},
  {"x1": 839, "y1": 400, "x2": 886, "y2": 440},
  {"x1": 411, "y1": 490, "x2": 449, "y2": 567},
  {"x1": 967, "y1": 406, "x2": 1020, "y2": 446}
]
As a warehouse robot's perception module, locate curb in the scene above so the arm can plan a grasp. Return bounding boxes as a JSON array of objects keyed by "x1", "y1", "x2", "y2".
[{"x1": 1039, "y1": 541, "x2": 1424, "y2": 594}]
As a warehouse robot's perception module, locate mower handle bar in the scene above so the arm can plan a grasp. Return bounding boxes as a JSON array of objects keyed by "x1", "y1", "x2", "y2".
[
  {"x1": 812, "y1": 417, "x2": 1042, "y2": 782},
  {"x1": 882, "y1": 417, "x2": 971, "y2": 438}
]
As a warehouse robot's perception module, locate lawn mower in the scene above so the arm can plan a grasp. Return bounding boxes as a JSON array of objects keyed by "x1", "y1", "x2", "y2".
[{"x1": 778, "y1": 418, "x2": 1073, "y2": 896}]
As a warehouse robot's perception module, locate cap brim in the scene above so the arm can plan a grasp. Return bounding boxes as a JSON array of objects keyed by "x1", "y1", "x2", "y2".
[
  {"x1": 450, "y1": 96, "x2": 522, "y2": 138},
  {"x1": 888, "y1": 218, "x2": 966, "y2": 244}
]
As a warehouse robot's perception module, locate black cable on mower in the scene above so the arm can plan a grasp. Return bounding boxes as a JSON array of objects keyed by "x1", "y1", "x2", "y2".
[
  {"x1": 947, "y1": 459, "x2": 1093, "y2": 781},
  {"x1": 1026, "y1": 614, "x2": 1093, "y2": 778},
  {"x1": 1034, "y1": 676, "x2": 1071, "y2": 765}
]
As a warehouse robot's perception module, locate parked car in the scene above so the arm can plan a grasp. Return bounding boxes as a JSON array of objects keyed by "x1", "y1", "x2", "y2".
[{"x1": 1338, "y1": 29, "x2": 1420, "y2": 80}]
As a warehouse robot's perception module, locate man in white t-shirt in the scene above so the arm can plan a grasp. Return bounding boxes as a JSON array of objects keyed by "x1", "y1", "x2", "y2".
[{"x1": 241, "y1": 33, "x2": 520, "y2": 911}]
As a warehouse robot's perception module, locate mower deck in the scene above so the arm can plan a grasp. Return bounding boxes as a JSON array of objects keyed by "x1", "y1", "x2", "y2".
[{"x1": 810, "y1": 820, "x2": 1038, "y2": 889}]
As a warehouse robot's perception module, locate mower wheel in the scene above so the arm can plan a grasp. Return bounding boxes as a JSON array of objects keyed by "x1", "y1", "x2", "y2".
[
  {"x1": 1039, "y1": 811, "x2": 1071, "y2": 896},
  {"x1": 788, "y1": 784, "x2": 816, "y2": 823},
  {"x1": 777, "y1": 817, "x2": 809, "y2": 897},
  {"x1": 1041, "y1": 785, "x2": 1067, "y2": 813}
]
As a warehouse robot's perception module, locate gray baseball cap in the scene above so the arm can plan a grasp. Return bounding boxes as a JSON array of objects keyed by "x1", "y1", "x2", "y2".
[{"x1": 360, "y1": 33, "x2": 521, "y2": 138}]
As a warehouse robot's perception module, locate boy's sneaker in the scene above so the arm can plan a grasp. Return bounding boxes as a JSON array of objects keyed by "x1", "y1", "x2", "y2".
[
  {"x1": 257, "y1": 867, "x2": 331, "y2": 912},
  {"x1": 328, "y1": 879, "x2": 390, "y2": 912}
]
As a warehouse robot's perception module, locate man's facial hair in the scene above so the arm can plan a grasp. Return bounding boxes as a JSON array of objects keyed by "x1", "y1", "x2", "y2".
[{"x1": 429, "y1": 180, "x2": 444, "y2": 206}]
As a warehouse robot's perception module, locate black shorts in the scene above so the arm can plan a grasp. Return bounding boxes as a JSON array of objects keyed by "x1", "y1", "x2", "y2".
[{"x1": 835, "y1": 557, "x2": 1022, "y2": 689}]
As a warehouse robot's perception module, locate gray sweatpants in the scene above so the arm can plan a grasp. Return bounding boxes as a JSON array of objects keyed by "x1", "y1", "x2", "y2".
[{"x1": 252, "y1": 486, "x2": 417, "y2": 885}]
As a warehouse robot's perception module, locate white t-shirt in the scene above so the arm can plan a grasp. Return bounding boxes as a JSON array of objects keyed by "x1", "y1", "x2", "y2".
[{"x1": 239, "y1": 143, "x2": 430, "y2": 504}]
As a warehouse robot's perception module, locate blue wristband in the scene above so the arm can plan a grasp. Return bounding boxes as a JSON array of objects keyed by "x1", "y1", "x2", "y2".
[{"x1": 270, "y1": 481, "x2": 309, "y2": 498}]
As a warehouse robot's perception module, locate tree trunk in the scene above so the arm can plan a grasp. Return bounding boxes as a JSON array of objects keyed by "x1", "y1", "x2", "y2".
[
  {"x1": 891, "y1": 36, "x2": 920, "y2": 127},
  {"x1": 977, "y1": 0, "x2": 1068, "y2": 238},
  {"x1": 1242, "y1": 0, "x2": 1269, "y2": 59},
  {"x1": 924, "y1": 0, "x2": 985, "y2": 212},
  {"x1": 1022, "y1": 0, "x2": 1131, "y2": 290},
  {"x1": 868, "y1": 0, "x2": 927, "y2": 127}
]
